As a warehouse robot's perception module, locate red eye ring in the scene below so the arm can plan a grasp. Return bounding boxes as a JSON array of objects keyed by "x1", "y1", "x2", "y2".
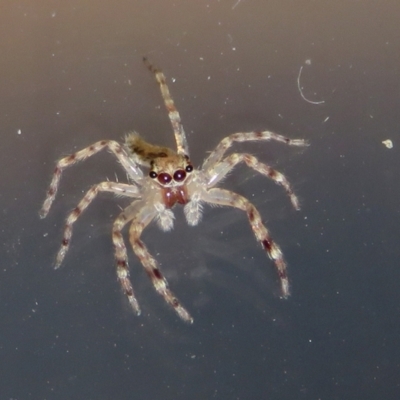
[
  {"x1": 173, "y1": 169, "x2": 186, "y2": 182},
  {"x1": 158, "y1": 172, "x2": 172, "y2": 184}
]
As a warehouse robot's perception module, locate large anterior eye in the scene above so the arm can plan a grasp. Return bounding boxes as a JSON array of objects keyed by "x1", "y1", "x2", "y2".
[
  {"x1": 157, "y1": 172, "x2": 172, "y2": 184},
  {"x1": 173, "y1": 169, "x2": 186, "y2": 182}
]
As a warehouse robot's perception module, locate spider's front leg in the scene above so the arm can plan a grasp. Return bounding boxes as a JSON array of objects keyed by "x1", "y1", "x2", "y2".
[
  {"x1": 127, "y1": 201, "x2": 193, "y2": 323},
  {"x1": 202, "y1": 130, "x2": 308, "y2": 172},
  {"x1": 54, "y1": 182, "x2": 140, "y2": 268},
  {"x1": 201, "y1": 188, "x2": 290, "y2": 298},
  {"x1": 40, "y1": 140, "x2": 143, "y2": 218}
]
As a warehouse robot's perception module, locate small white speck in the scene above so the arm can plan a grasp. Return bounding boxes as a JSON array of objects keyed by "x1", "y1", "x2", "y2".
[
  {"x1": 382, "y1": 139, "x2": 393, "y2": 149},
  {"x1": 323, "y1": 116, "x2": 330, "y2": 123},
  {"x1": 172, "y1": 78, "x2": 176, "y2": 83},
  {"x1": 17, "y1": 129, "x2": 21, "y2": 135}
]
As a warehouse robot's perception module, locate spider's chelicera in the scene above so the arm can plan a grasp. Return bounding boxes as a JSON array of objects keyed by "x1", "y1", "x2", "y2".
[{"x1": 40, "y1": 58, "x2": 308, "y2": 323}]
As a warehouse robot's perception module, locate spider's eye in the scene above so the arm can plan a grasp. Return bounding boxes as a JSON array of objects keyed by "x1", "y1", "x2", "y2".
[
  {"x1": 157, "y1": 172, "x2": 172, "y2": 184},
  {"x1": 173, "y1": 169, "x2": 186, "y2": 182},
  {"x1": 149, "y1": 171, "x2": 158, "y2": 179},
  {"x1": 185, "y1": 164, "x2": 193, "y2": 173}
]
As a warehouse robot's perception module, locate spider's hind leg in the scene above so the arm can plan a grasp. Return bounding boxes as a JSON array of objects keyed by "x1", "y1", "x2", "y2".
[
  {"x1": 201, "y1": 187, "x2": 290, "y2": 298},
  {"x1": 112, "y1": 205, "x2": 141, "y2": 315},
  {"x1": 205, "y1": 152, "x2": 301, "y2": 210},
  {"x1": 127, "y1": 201, "x2": 193, "y2": 323},
  {"x1": 54, "y1": 182, "x2": 140, "y2": 268}
]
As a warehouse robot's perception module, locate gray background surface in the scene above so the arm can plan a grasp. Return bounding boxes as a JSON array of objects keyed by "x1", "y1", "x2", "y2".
[{"x1": 1, "y1": 1, "x2": 400, "y2": 399}]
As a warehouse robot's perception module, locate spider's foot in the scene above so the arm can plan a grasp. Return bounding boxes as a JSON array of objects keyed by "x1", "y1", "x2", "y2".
[
  {"x1": 175, "y1": 303, "x2": 193, "y2": 324},
  {"x1": 128, "y1": 297, "x2": 141, "y2": 316},
  {"x1": 39, "y1": 207, "x2": 49, "y2": 219},
  {"x1": 280, "y1": 278, "x2": 290, "y2": 299},
  {"x1": 54, "y1": 244, "x2": 68, "y2": 269}
]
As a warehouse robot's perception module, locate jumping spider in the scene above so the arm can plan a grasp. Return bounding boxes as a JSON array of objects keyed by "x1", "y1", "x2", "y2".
[{"x1": 40, "y1": 58, "x2": 308, "y2": 323}]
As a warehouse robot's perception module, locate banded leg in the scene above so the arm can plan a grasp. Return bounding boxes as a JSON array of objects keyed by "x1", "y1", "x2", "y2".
[
  {"x1": 128, "y1": 202, "x2": 193, "y2": 322},
  {"x1": 112, "y1": 203, "x2": 141, "y2": 315},
  {"x1": 40, "y1": 140, "x2": 143, "y2": 218},
  {"x1": 201, "y1": 188, "x2": 290, "y2": 298},
  {"x1": 143, "y1": 57, "x2": 189, "y2": 157},
  {"x1": 206, "y1": 153, "x2": 300, "y2": 210},
  {"x1": 202, "y1": 130, "x2": 308, "y2": 172},
  {"x1": 55, "y1": 182, "x2": 140, "y2": 268}
]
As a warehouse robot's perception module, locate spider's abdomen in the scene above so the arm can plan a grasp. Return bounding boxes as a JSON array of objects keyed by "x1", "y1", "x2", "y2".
[{"x1": 162, "y1": 185, "x2": 189, "y2": 208}]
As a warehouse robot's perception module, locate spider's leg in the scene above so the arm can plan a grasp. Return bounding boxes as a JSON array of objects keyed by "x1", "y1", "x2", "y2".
[
  {"x1": 205, "y1": 152, "x2": 300, "y2": 210},
  {"x1": 143, "y1": 57, "x2": 189, "y2": 157},
  {"x1": 112, "y1": 202, "x2": 142, "y2": 315},
  {"x1": 128, "y1": 201, "x2": 193, "y2": 323},
  {"x1": 202, "y1": 130, "x2": 308, "y2": 172},
  {"x1": 40, "y1": 140, "x2": 143, "y2": 218},
  {"x1": 200, "y1": 188, "x2": 290, "y2": 298},
  {"x1": 55, "y1": 182, "x2": 140, "y2": 268}
]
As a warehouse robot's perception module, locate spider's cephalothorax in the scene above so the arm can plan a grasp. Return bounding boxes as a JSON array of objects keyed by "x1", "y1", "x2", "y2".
[{"x1": 40, "y1": 57, "x2": 308, "y2": 323}]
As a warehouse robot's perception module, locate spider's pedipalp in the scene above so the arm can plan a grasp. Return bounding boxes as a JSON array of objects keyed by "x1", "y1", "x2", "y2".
[
  {"x1": 143, "y1": 57, "x2": 189, "y2": 157},
  {"x1": 128, "y1": 201, "x2": 193, "y2": 323},
  {"x1": 200, "y1": 187, "x2": 290, "y2": 298},
  {"x1": 202, "y1": 130, "x2": 308, "y2": 172},
  {"x1": 206, "y1": 152, "x2": 300, "y2": 210},
  {"x1": 54, "y1": 182, "x2": 141, "y2": 268},
  {"x1": 39, "y1": 140, "x2": 143, "y2": 219}
]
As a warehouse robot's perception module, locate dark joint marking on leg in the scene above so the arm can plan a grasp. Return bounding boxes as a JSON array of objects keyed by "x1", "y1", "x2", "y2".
[
  {"x1": 262, "y1": 239, "x2": 273, "y2": 251},
  {"x1": 278, "y1": 270, "x2": 287, "y2": 279},
  {"x1": 113, "y1": 231, "x2": 122, "y2": 239},
  {"x1": 135, "y1": 240, "x2": 144, "y2": 249},
  {"x1": 172, "y1": 298, "x2": 179, "y2": 307},
  {"x1": 72, "y1": 207, "x2": 81, "y2": 217},
  {"x1": 153, "y1": 268, "x2": 162, "y2": 280},
  {"x1": 248, "y1": 208, "x2": 255, "y2": 222},
  {"x1": 117, "y1": 259, "x2": 127, "y2": 268},
  {"x1": 100, "y1": 140, "x2": 107, "y2": 146},
  {"x1": 62, "y1": 238, "x2": 69, "y2": 246}
]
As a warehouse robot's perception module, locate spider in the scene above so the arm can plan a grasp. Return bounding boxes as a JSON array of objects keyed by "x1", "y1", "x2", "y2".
[{"x1": 40, "y1": 58, "x2": 308, "y2": 323}]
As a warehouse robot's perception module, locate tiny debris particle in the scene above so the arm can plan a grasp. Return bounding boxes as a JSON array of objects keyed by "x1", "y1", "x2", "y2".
[
  {"x1": 382, "y1": 139, "x2": 393, "y2": 149},
  {"x1": 17, "y1": 129, "x2": 21, "y2": 135}
]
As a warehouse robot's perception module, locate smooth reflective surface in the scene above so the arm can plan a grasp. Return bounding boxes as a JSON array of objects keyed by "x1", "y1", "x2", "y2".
[{"x1": 1, "y1": 1, "x2": 400, "y2": 399}]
